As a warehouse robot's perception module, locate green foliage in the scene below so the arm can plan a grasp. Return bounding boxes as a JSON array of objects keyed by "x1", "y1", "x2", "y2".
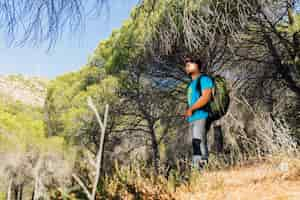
[
  {"x1": 89, "y1": 2, "x2": 162, "y2": 74},
  {"x1": 45, "y1": 66, "x2": 119, "y2": 148},
  {"x1": 288, "y1": 14, "x2": 300, "y2": 33},
  {"x1": 0, "y1": 97, "x2": 43, "y2": 149},
  {"x1": 0, "y1": 93, "x2": 69, "y2": 155},
  {"x1": 0, "y1": 89, "x2": 75, "y2": 199},
  {"x1": 87, "y1": 0, "x2": 217, "y2": 75},
  {"x1": 0, "y1": 192, "x2": 5, "y2": 200}
]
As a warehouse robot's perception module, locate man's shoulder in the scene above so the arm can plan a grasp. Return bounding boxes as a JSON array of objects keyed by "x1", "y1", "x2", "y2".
[
  {"x1": 200, "y1": 74, "x2": 213, "y2": 82},
  {"x1": 200, "y1": 73, "x2": 212, "y2": 79},
  {"x1": 200, "y1": 74, "x2": 214, "y2": 88}
]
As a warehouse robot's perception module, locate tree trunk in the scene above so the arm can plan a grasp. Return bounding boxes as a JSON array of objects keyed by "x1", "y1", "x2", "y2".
[
  {"x1": 7, "y1": 178, "x2": 12, "y2": 200},
  {"x1": 17, "y1": 185, "x2": 23, "y2": 200},
  {"x1": 13, "y1": 186, "x2": 18, "y2": 200},
  {"x1": 13, "y1": 184, "x2": 23, "y2": 200},
  {"x1": 213, "y1": 125, "x2": 224, "y2": 153},
  {"x1": 33, "y1": 176, "x2": 40, "y2": 200},
  {"x1": 150, "y1": 128, "x2": 160, "y2": 175},
  {"x1": 31, "y1": 190, "x2": 34, "y2": 200},
  {"x1": 263, "y1": 32, "x2": 300, "y2": 96}
]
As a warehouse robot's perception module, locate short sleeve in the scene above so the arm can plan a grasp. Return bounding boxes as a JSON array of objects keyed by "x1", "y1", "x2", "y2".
[{"x1": 200, "y1": 76, "x2": 213, "y2": 91}]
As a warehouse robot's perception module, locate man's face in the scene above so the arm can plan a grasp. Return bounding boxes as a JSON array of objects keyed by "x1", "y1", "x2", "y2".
[{"x1": 185, "y1": 61, "x2": 199, "y2": 75}]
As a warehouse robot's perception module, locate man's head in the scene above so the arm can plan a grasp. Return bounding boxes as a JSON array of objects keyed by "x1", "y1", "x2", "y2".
[{"x1": 184, "y1": 57, "x2": 203, "y2": 76}]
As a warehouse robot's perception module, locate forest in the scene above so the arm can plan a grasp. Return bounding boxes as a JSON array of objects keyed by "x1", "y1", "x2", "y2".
[{"x1": 0, "y1": 0, "x2": 300, "y2": 199}]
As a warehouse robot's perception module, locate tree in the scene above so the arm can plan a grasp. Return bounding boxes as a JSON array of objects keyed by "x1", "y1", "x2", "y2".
[
  {"x1": 44, "y1": 65, "x2": 125, "y2": 173},
  {"x1": 43, "y1": 0, "x2": 300, "y2": 177},
  {"x1": 121, "y1": 0, "x2": 299, "y2": 93},
  {"x1": 87, "y1": 0, "x2": 300, "y2": 159},
  {"x1": 0, "y1": 94, "x2": 74, "y2": 199},
  {"x1": 116, "y1": 68, "x2": 184, "y2": 174}
]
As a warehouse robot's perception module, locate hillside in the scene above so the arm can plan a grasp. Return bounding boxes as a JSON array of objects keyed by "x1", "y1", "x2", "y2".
[
  {"x1": 0, "y1": 74, "x2": 48, "y2": 107},
  {"x1": 0, "y1": 74, "x2": 71, "y2": 200}
]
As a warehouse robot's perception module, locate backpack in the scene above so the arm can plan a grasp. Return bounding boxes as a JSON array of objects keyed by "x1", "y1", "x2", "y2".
[{"x1": 195, "y1": 74, "x2": 230, "y2": 121}]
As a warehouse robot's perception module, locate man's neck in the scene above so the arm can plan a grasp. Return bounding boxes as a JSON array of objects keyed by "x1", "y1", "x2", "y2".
[{"x1": 191, "y1": 72, "x2": 201, "y2": 80}]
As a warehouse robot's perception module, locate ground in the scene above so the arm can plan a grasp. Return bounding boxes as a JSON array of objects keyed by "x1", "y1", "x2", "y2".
[{"x1": 175, "y1": 157, "x2": 300, "y2": 200}]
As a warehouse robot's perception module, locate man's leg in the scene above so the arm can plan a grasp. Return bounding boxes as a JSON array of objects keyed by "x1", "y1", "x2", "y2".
[
  {"x1": 190, "y1": 122, "x2": 200, "y2": 168},
  {"x1": 192, "y1": 119, "x2": 209, "y2": 165}
]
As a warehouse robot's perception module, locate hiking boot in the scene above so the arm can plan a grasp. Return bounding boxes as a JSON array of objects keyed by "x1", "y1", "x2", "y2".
[
  {"x1": 198, "y1": 159, "x2": 208, "y2": 169},
  {"x1": 191, "y1": 156, "x2": 208, "y2": 171}
]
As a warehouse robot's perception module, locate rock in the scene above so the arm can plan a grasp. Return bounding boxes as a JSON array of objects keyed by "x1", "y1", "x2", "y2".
[{"x1": 278, "y1": 162, "x2": 289, "y2": 173}]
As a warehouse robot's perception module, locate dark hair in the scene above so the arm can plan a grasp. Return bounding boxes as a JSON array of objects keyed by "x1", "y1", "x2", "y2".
[{"x1": 184, "y1": 56, "x2": 203, "y2": 70}]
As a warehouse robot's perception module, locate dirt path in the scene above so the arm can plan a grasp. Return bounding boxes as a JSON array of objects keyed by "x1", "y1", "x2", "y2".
[{"x1": 175, "y1": 160, "x2": 300, "y2": 200}]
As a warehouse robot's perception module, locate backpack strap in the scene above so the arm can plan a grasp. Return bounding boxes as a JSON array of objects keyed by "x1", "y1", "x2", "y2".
[
  {"x1": 196, "y1": 74, "x2": 210, "y2": 96},
  {"x1": 196, "y1": 74, "x2": 212, "y2": 114},
  {"x1": 187, "y1": 74, "x2": 210, "y2": 95}
]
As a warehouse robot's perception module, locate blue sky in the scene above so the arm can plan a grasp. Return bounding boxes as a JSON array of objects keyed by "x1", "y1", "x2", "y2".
[{"x1": 0, "y1": 0, "x2": 139, "y2": 79}]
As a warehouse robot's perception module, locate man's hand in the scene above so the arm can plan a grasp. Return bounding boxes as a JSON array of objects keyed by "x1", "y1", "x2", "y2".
[
  {"x1": 184, "y1": 108, "x2": 193, "y2": 119},
  {"x1": 183, "y1": 89, "x2": 212, "y2": 120}
]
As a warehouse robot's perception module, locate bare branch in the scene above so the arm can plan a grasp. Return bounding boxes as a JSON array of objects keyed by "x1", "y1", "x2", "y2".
[
  {"x1": 72, "y1": 173, "x2": 92, "y2": 199},
  {"x1": 72, "y1": 97, "x2": 109, "y2": 200},
  {"x1": 0, "y1": 0, "x2": 108, "y2": 48},
  {"x1": 90, "y1": 102, "x2": 109, "y2": 200}
]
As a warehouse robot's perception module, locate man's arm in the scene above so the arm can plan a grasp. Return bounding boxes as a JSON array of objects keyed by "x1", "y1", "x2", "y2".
[{"x1": 189, "y1": 88, "x2": 212, "y2": 112}]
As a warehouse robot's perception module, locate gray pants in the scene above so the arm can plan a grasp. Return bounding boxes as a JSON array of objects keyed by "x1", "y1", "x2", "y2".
[{"x1": 189, "y1": 119, "x2": 209, "y2": 164}]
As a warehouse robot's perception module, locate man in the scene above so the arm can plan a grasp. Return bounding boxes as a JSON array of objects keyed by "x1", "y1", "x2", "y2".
[{"x1": 183, "y1": 57, "x2": 214, "y2": 169}]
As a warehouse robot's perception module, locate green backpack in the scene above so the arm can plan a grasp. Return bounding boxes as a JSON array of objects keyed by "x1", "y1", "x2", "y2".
[{"x1": 195, "y1": 74, "x2": 230, "y2": 121}]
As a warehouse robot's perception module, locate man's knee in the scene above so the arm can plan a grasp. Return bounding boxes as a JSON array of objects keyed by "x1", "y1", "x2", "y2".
[{"x1": 192, "y1": 138, "x2": 201, "y2": 155}]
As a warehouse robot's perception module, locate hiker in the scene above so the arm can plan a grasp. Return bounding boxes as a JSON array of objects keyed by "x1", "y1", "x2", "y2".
[{"x1": 183, "y1": 57, "x2": 214, "y2": 169}]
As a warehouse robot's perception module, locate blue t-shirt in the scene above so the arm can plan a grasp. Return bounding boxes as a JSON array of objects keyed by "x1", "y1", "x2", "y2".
[{"x1": 187, "y1": 75, "x2": 214, "y2": 122}]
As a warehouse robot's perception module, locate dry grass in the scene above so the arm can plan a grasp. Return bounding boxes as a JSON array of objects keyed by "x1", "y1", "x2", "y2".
[
  {"x1": 85, "y1": 154, "x2": 300, "y2": 200},
  {"x1": 175, "y1": 155, "x2": 300, "y2": 200},
  {"x1": 211, "y1": 95, "x2": 298, "y2": 165},
  {"x1": 58, "y1": 154, "x2": 300, "y2": 200},
  {"x1": 104, "y1": 162, "x2": 175, "y2": 200}
]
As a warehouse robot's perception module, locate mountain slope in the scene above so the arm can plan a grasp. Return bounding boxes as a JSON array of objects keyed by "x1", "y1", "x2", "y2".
[{"x1": 0, "y1": 74, "x2": 48, "y2": 107}]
